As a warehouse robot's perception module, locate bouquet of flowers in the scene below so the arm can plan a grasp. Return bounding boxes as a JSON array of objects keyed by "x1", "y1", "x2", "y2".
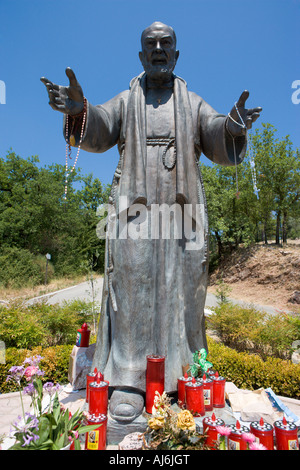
[
  {"x1": 6, "y1": 355, "x2": 98, "y2": 450},
  {"x1": 143, "y1": 391, "x2": 210, "y2": 450}
]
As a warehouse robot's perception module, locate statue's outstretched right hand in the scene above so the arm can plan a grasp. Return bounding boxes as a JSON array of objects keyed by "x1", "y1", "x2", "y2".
[{"x1": 40, "y1": 67, "x2": 84, "y2": 115}]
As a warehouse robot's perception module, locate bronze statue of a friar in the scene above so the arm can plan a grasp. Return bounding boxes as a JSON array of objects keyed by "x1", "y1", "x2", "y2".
[{"x1": 41, "y1": 21, "x2": 261, "y2": 423}]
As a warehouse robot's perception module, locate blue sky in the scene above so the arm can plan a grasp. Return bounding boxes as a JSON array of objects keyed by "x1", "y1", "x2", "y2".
[{"x1": 0, "y1": 0, "x2": 299, "y2": 186}]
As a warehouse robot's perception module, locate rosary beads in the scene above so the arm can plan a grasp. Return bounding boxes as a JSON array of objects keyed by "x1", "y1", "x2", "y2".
[{"x1": 64, "y1": 98, "x2": 87, "y2": 200}]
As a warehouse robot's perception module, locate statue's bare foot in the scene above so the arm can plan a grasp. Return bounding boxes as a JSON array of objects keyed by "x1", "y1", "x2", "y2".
[{"x1": 109, "y1": 388, "x2": 144, "y2": 423}]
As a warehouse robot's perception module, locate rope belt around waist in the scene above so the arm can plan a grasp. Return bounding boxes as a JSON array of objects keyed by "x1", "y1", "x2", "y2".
[{"x1": 146, "y1": 137, "x2": 176, "y2": 170}]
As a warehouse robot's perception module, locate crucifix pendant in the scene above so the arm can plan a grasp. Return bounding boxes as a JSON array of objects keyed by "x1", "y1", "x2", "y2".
[{"x1": 157, "y1": 98, "x2": 161, "y2": 104}]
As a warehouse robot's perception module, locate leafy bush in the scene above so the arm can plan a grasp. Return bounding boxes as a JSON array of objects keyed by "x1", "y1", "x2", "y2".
[
  {"x1": 0, "y1": 246, "x2": 54, "y2": 288},
  {"x1": 207, "y1": 302, "x2": 300, "y2": 359},
  {"x1": 0, "y1": 300, "x2": 95, "y2": 349},
  {"x1": 207, "y1": 337, "x2": 300, "y2": 399},
  {"x1": 0, "y1": 345, "x2": 73, "y2": 394},
  {"x1": 2, "y1": 339, "x2": 300, "y2": 399}
]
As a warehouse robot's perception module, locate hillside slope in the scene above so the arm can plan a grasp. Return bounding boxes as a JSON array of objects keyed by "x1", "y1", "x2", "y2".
[{"x1": 208, "y1": 241, "x2": 300, "y2": 312}]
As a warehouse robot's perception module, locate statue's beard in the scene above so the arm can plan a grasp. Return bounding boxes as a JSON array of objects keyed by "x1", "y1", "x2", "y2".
[{"x1": 143, "y1": 61, "x2": 176, "y2": 82}]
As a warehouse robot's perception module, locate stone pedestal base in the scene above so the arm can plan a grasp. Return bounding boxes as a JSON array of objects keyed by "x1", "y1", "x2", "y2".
[{"x1": 107, "y1": 410, "x2": 149, "y2": 445}]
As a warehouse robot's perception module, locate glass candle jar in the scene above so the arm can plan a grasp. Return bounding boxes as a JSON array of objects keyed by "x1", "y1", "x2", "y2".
[
  {"x1": 202, "y1": 374, "x2": 214, "y2": 411},
  {"x1": 145, "y1": 354, "x2": 165, "y2": 414},
  {"x1": 185, "y1": 377, "x2": 205, "y2": 417},
  {"x1": 250, "y1": 418, "x2": 274, "y2": 450},
  {"x1": 227, "y1": 421, "x2": 250, "y2": 450},
  {"x1": 213, "y1": 372, "x2": 226, "y2": 408},
  {"x1": 88, "y1": 373, "x2": 109, "y2": 416},
  {"x1": 85, "y1": 414, "x2": 107, "y2": 450},
  {"x1": 86, "y1": 368, "x2": 103, "y2": 403},
  {"x1": 177, "y1": 373, "x2": 192, "y2": 408},
  {"x1": 274, "y1": 417, "x2": 299, "y2": 450},
  {"x1": 203, "y1": 413, "x2": 225, "y2": 449}
]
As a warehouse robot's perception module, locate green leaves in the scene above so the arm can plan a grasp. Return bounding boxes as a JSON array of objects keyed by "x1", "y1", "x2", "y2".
[
  {"x1": 200, "y1": 123, "x2": 300, "y2": 262},
  {"x1": 0, "y1": 150, "x2": 111, "y2": 287}
]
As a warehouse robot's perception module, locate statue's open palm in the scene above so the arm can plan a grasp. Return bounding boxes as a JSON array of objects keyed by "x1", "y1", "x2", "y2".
[{"x1": 40, "y1": 68, "x2": 84, "y2": 115}]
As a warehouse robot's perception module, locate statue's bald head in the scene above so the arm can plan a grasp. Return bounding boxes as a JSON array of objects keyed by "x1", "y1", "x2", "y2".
[
  {"x1": 141, "y1": 22, "x2": 177, "y2": 47},
  {"x1": 139, "y1": 21, "x2": 179, "y2": 84}
]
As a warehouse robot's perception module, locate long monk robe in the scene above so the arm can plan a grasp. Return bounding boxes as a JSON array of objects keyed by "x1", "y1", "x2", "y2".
[{"x1": 65, "y1": 73, "x2": 246, "y2": 393}]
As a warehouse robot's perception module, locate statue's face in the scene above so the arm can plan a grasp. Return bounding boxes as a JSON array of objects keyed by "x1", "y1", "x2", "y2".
[{"x1": 139, "y1": 24, "x2": 179, "y2": 82}]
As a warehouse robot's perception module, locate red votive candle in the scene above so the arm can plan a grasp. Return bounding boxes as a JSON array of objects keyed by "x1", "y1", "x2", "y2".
[
  {"x1": 88, "y1": 373, "x2": 109, "y2": 415},
  {"x1": 274, "y1": 416, "x2": 299, "y2": 450},
  {"x1": 213, "y1": 371, "x2": 226, "y2": 408},
  {"x1": 228, "y1": 420, "x2": 250, "y2": 450},
  {"x1": 85, "y1": 413, "x2": 107, "y2": 450},
  {"x1": 145, "y1": 354, "x2": 165, "y2": 414},
  {"x1": 202, "y1": 374, "x2": 214, "y2": 411},
  {"x1": 203, "y1": 412, "x2": 225, "y2": 449},
  {"x1": 185, "y1": 377, "x2": 205, "y2": 417},
  {"x1": 250, "y1": 417, "x2": 274, "y2": 450},
  {"x1": 86, "y1": 368, "x2": 103, "y2": 403},
  {"x1": 177, "y1": 373, "x2": 192, "y2": 408},
  {"x1": 76, "y1": 322, "x2": 90, "y2": 347}
]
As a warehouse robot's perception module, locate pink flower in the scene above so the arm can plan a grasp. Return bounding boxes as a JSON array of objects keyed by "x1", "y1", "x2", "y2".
[
  {"x1": 242, "y1": 432, "x2": 256, "y2": 443},
  {"x1": 249, "y1": 441, "x2": 267, "y2": 450},
  {"x1": 216, "y1": 425, "x2": 232, "y2": 436},
  {"x1": 24, "y1": 366, "x2": 38, "y2": 381}
]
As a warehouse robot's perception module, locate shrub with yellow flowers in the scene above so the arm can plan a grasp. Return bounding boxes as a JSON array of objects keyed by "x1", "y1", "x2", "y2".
[{"x1": 143, "y1": 391, "x2": 210, "y2": 450}]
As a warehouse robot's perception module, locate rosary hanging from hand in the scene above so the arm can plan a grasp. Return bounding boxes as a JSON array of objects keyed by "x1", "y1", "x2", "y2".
[
  {"x1": 227, "y1": 102, "x2": 259, "y2": 200},
  {"x1": 64, "y1": 98, "x2": 87, "y2": 200}
]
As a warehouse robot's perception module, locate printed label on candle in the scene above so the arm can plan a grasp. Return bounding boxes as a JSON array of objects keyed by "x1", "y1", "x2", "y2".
[
  {"x1": 204, "y1": 389, "x2": 211, "y2": 405},
  {"x1": 76, "y1": 332, "x2": 81, "y2": 346},
  {"x1": 87, "y1": 430, "x2": 100, "y2": 450},
  {"x1": 228, "y1": 438, "x2": 240, "y2": 450},
  {"x1": 287, "y1": 439, "x2": 299, "y2": 450}
]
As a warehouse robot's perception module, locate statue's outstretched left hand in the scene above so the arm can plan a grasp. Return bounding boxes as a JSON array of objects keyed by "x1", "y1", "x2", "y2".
[{"x1": 227, "y1": 90, "x2": 262, "y2": 136}]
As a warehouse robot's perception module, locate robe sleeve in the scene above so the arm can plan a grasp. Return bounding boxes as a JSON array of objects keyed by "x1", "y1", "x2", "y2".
[
  {"x1": 197, "y1": 96, "x2": 247, "y2": 166},
  {"x1": 63, "y1": 90, "x2": 129, "y2": 154}
]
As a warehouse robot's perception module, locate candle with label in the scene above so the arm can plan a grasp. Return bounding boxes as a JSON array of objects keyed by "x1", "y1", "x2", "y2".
[
  {"x1": 85, "y1": 414, "x2": 107, "y2": 450},
  {"x1": 227, "y1": 420, "x2": 250, "y2": 450},
  {"x1": 202, "y1": 374, "x2": 214, "y2": 411},
  {"x1": 185, "y1": 377, "x2": 205, "y2": 417},
  {"x1": 274, "y1": 416, "x2": 299, "y2": 450},
  {"x1": 88, "y1": 372, "x2": 109, "y2": 415},
  {"x1": 145, "y1": 355, "x2": 165, "y2": 414},
  {"x1": 177, "y1": 373, "x2": 192, "y2": 408},
  {"x1": 250, "y1": 417, "x2": 274, "y2": 450},
  {"x1": 203, "y1": 412, "x2": 225, "y2": 448},
  {"x1": 86, "y1": 368, "x2": 103, "y2": 403},
  {"x1": 212, "y1": 371, "x2": 226, "y2": 408},
  {"x1": 76, "y1": 322, "x2": 90, "y2": 347}
]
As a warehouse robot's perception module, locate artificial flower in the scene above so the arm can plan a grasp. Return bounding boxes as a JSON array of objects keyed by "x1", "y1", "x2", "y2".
[
  {"x1": 242, "y1": 432, "x2": 256, "y2": 444},
  {"x1": 216, "y1": 425, "x2": 232, "y2": 436},
  {"x1": 249, "y1": 441, "x2": 267, "y2": 450},
  {"x1": 176, "y1": 410, "x2": 196, "y2": 432},
  {"x1": 148, "y1": 416, "x2": 165, "y2": 430}
]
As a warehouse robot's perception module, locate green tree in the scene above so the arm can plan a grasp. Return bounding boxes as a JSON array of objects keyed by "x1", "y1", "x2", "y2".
[
  {"x1": 251, "y1": 124, "x2": 300, "y2": 244},
  {"x1": 0, "y1": 151, "x2": 110, "y2": 287}
]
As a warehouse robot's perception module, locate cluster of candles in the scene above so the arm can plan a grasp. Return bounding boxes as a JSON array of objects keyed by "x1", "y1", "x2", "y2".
[
  {"x1": 177, "y1": 370, "x2": 226, "y2": 415},
  {"x1": 83, "y1": 355, "x2": 299, "y2": 451},
  {"x1": 147, "y1": 357, "x2": 299, "y2": 451},
  {"x1": 202, "y1": 413, "x2": 299, "y2": 450}
]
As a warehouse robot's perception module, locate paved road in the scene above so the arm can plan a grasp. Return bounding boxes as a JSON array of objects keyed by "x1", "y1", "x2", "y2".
[
  {"x1": 28, "y1": 278, "x2": 104, "y2": 306},
  {"x1": 27, "y1": 277, "x2": 283, "y2": 316}
]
